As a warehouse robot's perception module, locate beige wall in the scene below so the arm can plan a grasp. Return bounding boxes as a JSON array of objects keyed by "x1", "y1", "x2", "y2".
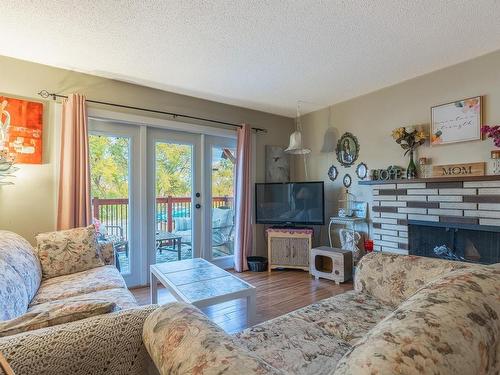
[
  {"x1": 0, "y1": 55, "x2": 294, "y2": 253},
  {"x1": 296, "y1": 50, "x2": 500, "y2": 244}
]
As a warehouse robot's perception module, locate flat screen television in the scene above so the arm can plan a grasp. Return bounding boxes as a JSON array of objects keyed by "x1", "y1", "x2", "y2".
[{"x1": 255, "y1": 182, "x2": 325, "y2": 225}]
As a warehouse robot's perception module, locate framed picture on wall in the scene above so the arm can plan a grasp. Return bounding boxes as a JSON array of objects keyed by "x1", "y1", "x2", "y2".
[
  {"x1": 431, "y1": 96, "x2": 482, "y2": 146},
  {"x1": 265, "y1": 145, "x2": 290, "y2": 182},
  {"x1": 0, "y1": 96, "x2": 43, "y2": 164}
]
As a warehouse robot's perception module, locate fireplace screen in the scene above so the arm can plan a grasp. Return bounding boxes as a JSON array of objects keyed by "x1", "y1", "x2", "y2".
[{"x1": 408, "y1": 221, "x2": 500, "y2": 265}]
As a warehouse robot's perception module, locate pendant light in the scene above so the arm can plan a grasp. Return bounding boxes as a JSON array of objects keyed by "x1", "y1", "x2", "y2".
[{"x1": 285, "y1": 101, "x2": 311, "y2": 155}]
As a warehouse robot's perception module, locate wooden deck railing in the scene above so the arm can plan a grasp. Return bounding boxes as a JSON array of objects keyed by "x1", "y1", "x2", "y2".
[{"x1": 92, "y1": 196, "x2": 233, "y2": 239}]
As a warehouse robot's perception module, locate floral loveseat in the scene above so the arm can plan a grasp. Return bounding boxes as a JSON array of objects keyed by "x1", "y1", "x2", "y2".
[
  {"x1": 0, "y1": 228, "x2": 158, "y2": 375},
  {"x1": 143, "y1": 252, "x2": 500, "y2": 375}
]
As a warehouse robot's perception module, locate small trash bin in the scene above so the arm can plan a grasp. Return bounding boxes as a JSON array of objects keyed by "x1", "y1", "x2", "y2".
[{"x1": 247, "y1": 256, "x2": 268, "y2": 272}]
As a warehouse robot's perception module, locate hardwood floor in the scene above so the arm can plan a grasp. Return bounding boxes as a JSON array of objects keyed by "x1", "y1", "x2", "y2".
[{"x1": 131, "y1": 269, "x2": 353, "y2": 334}]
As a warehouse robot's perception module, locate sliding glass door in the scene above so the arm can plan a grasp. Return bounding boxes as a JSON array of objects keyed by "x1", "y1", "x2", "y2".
[{"x1": 89, "y1": 118, "x2": 237, "y2": 287}]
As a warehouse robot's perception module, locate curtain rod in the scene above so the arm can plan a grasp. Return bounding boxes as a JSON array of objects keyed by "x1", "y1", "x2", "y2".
[{"x1": 37, "y1": 90, "x2": 267, "y2": 133}]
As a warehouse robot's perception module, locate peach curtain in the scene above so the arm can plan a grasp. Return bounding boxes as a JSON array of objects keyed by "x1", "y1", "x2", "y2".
[
  {"x1": 234, "y1": 123, "x2": 253, "y2": 272},
  {"x1": 57, "y1": 93, "x2": 92, "y2": 230}
]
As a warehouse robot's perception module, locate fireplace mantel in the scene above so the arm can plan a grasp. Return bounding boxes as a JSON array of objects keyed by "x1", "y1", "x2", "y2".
[{"x1": 359, "y1": 175, "x2": 500, "y2": 185}]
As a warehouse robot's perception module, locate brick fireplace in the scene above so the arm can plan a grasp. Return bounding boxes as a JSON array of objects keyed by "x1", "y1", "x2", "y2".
[{"x1": 360, "y1": 176, "x2": 500, "y2": 264}]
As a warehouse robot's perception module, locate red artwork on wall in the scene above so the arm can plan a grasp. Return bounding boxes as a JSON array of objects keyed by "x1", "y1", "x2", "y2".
[{"x1": 0, "y1": 96, "x2": 43, "y2": 164}]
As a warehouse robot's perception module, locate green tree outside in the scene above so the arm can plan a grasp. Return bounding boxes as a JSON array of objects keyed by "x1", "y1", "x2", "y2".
[{"x1": 89, "y1": 136, "x2": 235, "y2": 200}]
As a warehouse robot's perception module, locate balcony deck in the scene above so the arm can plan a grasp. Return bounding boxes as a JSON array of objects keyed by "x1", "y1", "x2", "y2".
[{"x1": 93, "y1": 196, "x2": 234, "y2": 272}]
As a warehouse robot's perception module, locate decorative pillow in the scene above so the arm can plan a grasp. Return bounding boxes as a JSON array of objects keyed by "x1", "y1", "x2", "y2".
[
  {"x1": 97, "y1": 241, "x2": 115, "y2": 266},
  {"x1": 0, "y1": 300, "x2": 116, "y2": 337},
  {"x1": 36, "y1": 225, "x2": 104, "y2": 279}
]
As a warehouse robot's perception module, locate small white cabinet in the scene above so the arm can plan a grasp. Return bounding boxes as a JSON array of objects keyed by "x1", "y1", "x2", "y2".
[{"x1": 266, "y1": 228, "x2": 313, "y2": 272}]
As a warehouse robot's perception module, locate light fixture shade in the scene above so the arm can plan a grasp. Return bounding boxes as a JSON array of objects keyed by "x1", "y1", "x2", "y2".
[{"x1": 284, "y1": 130, "x2": 311, "y2": 154}]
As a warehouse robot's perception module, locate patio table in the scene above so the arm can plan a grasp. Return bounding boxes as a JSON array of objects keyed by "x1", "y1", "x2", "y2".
[{"x1": 156, "y1": 231, "x2": 183, "y2": 261}]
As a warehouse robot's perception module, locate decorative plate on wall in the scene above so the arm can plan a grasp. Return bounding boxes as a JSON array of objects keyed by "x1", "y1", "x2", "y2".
[
  {"x1": 336, "y1": 132, "x2": 359, "y2": 167},
  {"x1": 356, "y1": 162, "x2": 368, "y2": 180},
  {"x1": 327, "y1": 165, "x2": 338, "y2": 181},
  {"x1": 343, "y1": 173, "x2": 352, "y2": 188}
]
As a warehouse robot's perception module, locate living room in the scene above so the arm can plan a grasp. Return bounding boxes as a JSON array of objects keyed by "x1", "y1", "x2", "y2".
[{"x1": 0, "y1": 2, "x2": 499, "y2": 375}]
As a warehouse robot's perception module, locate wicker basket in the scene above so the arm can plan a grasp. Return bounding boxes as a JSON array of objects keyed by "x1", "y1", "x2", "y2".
[{"x1": 247, "y1": 256, "x2": 268, "y2": 272}]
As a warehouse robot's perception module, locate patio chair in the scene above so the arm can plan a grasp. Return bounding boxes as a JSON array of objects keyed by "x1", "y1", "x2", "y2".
[
  {"x1": 96, "y1": 224, "x2": 129, "y2": 271},
  {"x1": 211, "y1": 207, "x2": 235, "y2": 249},
  {"x1": 172, "y1": 207, "x2": 234, "y2": 250}
]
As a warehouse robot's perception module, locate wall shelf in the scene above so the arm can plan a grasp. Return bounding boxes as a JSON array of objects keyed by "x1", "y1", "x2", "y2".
[{"x1": 358, "y1": 175, "x2": 500, "y2": 185}]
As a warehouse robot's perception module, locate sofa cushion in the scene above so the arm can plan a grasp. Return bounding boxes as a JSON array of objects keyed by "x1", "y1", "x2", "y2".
[
  {"x1": 30, "y1": 265, "x2": 126, "y2": 306},
  {"x1": 354, "y1": 252, "x2": 474, "y2": 307},
  {"x1": 235, "y1": 309, "x2": 352, "y2": 374},
  {"x1": 289, "y1": 290, "x2": 393, "y2": 344},
  {"x1": 334, "y1": 266, "x2": 500, "y2": 375},
  {"x1": 35, "y1": 225, "x2": 104, "y2": 279},
  {"x1": 32, "y1": 287, "x2": 137, "y2": 313},
  {"x1": 0, "y1": 259, "x2": 29, "y2": 321},
  {"x1": 0, "y1": 231, "x2": 42, "y2": 302},
  {"x1": 0, "y1": 299, "x2": 116, "y2": 337}
]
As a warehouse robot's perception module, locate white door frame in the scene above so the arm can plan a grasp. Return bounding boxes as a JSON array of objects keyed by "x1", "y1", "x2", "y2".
[{"x1": 88, "y1": 107, "x2": 255, "y2": 285}]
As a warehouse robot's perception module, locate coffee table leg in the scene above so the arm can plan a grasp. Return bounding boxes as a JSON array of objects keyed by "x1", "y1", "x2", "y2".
[
  {"x1": 246, "y1": 292, "x2": 256, "y2": 326},
  {"x1": 177, "y1": 239, "x2": 181, "y2": 260},
  {"x1": 151, "y1": 272, "x2": 158, "y2": 304}
]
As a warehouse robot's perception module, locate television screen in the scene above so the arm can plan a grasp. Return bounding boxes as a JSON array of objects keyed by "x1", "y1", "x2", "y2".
[{"x1": 255, "y1": 182, "x2": 325, "y2": 225}]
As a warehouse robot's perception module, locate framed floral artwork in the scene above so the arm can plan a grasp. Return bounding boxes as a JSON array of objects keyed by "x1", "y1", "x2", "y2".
[
  {"x1": 0, "y1": 96, "x2": 43, "y2": 164},
  {"x1": 431, "y1": 96, "x2": 481, "y2": 145}
]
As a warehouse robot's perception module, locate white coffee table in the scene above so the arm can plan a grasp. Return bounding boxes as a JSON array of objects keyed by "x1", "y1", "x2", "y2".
[{"x1": 150, "y1": 258, "x2": 256, "y2": 325}]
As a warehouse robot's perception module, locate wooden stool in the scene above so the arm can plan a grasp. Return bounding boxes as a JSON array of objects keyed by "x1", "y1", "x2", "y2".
[{"x1": 309, "y1": 246, "x2": 352, "y2": 284}]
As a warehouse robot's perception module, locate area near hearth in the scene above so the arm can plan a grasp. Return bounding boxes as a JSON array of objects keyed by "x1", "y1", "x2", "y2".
[{"x1": 361, "y1": 176, "x2": 500, "y2": 263}]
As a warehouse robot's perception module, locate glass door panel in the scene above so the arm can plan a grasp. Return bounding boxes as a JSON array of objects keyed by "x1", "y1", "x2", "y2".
[
  {"x1": 88, "y1": 120, "x2": 141, "y2": 286},
  {"x1": 205, "y1": 136, "x2": 237, "y2": 268},
  {"x1": 89, "y1": 134, "x2": 131, "y2": 272},
  {"x1": 148, "y1": 128, "x2": 201, "y2": 268},
  {"x1": 155, "y1": 142, "x2": 194, "y2": 263},
  {"x1": 211, "y1": 145, "x2": 236, "y2": 259}
]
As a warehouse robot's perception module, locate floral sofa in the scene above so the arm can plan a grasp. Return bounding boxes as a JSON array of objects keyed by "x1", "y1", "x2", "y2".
[
  {"x1": 0, "y1": 229, "x2": 158, "y2": 375},
  {"x1": 143, "y1": 252, "x2": 500, "y2": 375}
]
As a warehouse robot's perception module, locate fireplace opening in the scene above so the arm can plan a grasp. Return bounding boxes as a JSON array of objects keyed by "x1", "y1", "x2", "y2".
[{"x1": 408, "y1": 221, "x2": 500, "y2": 265}]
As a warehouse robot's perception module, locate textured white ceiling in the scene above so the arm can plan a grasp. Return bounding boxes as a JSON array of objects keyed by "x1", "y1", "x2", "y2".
[{"x1": 2, "y1": 1, "x2": 500, "y2": 117}]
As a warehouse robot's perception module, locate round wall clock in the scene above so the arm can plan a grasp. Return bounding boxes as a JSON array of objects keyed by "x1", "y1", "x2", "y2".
[
  {"x1": 343, "y1": 173, "x2": 352, "y2": 188},
  {"x1": 327, "y1": 165, "x2": 338, "y2": 181},
  {"x1": 356, "y1": 162, "x2": 368, "y2": 180}
]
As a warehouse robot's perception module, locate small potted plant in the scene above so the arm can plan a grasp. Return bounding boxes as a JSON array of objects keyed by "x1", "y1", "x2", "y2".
[
  {"x1": 481, "y1": 125, "x2": 500, "y2": 174},
  {"x1": 391, "y1": 126, "x2": 426, "y2": 179},
  {"x1": 0, "y1": 149, "x2": 15, "y2": 172}
]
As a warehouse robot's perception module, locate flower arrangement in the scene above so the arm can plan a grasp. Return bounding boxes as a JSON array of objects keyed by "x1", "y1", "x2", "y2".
[
  {"x1": 481, "y1": 125, "x2": 500, "y2": 148},
  {"x1": 0, "y1": 149, "x2": 16, "y2": 185},
  {"x1": 391, "y1": 126, "x2": 426, "y2": 155}
]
